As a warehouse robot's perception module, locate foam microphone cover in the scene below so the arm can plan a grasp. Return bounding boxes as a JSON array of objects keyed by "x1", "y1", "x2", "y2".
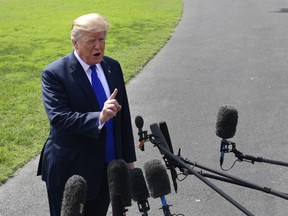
[
  {"x1": 129, "y1": 168, "x2": 150, "y2": 202},
  {"x1": 144, "y1": 159, "x2": 171, "y2": 198},
  {"x1": 216, "y1": 105, "x2": 238, "y2": 139},
  {"x1": 135, "y1": 116, "x2": 144, "y2": 129},
  {"x1": 61, "y1": 175, "x2": 87, "y2": 216},
  {"x1": 107, "y1": 159, "x2": 132, "y2": 207}
]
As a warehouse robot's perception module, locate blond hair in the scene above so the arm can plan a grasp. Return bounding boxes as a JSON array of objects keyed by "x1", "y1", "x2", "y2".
[{"x1": 71, "y1": 13, "x2": 109, "y2": 40}]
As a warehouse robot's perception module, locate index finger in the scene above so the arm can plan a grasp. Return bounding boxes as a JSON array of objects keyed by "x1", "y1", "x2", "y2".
[{"x1": 108, "y1": 88, "x2": 118, "y2": 100}]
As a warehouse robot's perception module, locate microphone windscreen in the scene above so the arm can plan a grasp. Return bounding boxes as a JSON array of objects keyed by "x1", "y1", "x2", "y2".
[
  {"x1": 143, "y1": 159, "x2": 171, "y2": 198},
  {"x1": 159, "y1": 121, "x2": 174, "y2": 154},
  {"x1": 107, "y1": 159, "x2": 132, "y2": 207},
  {"x1": 129, "y1": 168, "x2": 150, "y2": 202},
  {"x1": 150, "y1": 123, "x2": 170, "y2": 155},
  {"x1": 216, "y1": 105, "x2": 238, "y2": 139},
  {"x1": 61, "y1": 175, "x2": 87, "y2": 216},
  {"x1": 135, "y1": 116, "x2": 144, "y2": 129}
]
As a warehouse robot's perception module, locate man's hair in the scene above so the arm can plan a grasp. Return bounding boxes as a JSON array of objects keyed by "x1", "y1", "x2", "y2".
[{"x1": 71, "y1": 13, "x2": 109, "y2": 41}]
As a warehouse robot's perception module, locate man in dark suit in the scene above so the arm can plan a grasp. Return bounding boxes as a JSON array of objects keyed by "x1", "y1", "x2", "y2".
[{"x1": 37, "y1": 13, "x2": 136, "y2": 216}]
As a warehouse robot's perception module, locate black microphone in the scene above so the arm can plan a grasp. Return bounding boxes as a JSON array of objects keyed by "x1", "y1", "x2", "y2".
[
  {"x1": 61, "y1": 175, "x2": 87, "y2": 216},
  {"x1": 144, "y1": 159, "x2": 172, "y2": 216},
  {"x1": 159, "y1": 122, "x2": 174, "y2": 154},
  {"x1": 135, "y1": 116, "x2": 146, "y2": 151},
  {"x1": 149, "y1": 123, "x2": 171, "y2": 155},
  {"x1": 159, "y1": 121, "x2": 178, "y2": 193},
  {"x1": 129, "y1": 168, "x2": 150, "y2": 215},
  {"x1": 107, "y1": 159, "x2": 132, "y2": 216},
  {"x1": 216, "y1": 105, "x2": 238, "y2": 166},
  {"x1": 135, "y1": 116, "x2": 144, "y2": 141}
]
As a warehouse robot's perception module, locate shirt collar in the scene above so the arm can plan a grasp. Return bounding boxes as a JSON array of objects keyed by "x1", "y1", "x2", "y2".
[{"x1": 74, "y1": 50, "x2": 100, "y2": 72}]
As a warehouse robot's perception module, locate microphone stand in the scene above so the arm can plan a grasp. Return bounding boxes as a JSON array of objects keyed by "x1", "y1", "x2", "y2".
[
  {"x1": 137, "y1": 200, "x2": 150, "y2": 216},
  {"x1": 230, "y1": 142, "x2": 288, "y2": 167},
  {"x1": 163, "y1": 155, "x2": 178, "y2": 193},
  {"x1": 221, "y1": 140, "x2": 288, "y2": 167},
  {"x1": 182, "y1": 160, "x2": 288, "y2": 200},
  {"x1": 111, "y1": 195, "x2": 128, "y2": 216},
  {"x1": 136, "y1": 117, "x2": 288, "y2": 216},
  {"x1": 160, "y1": 197, "x2": 173, "y2": 216},
  {"x1": 146, "y1": 135, "x2": 255, "y2": 216}
]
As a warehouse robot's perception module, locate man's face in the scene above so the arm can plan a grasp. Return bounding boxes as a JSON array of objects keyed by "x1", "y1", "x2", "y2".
[{"x1": 73, "y1": 31, "x2": 106, "y2": 65}]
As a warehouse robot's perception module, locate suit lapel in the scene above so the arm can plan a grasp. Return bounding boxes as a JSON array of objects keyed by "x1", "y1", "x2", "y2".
[
  {"x1": 69, "y1": 52, "x2": 100, "y2": 110},
  {"x1": 101, "y1": 60, "x2": 117, "y2": 95},
  {"x1": 68, "y1": 53, "x2": 118, "y2": 111}
]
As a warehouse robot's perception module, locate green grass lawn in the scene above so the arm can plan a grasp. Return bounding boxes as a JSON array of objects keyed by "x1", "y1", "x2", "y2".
[{"x1": 0, "y1": 0, "x2": 182, "y2": 184}]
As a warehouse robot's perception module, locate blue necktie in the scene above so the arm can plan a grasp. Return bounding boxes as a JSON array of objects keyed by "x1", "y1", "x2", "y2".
[{"x1": 90, "y1": 65, "x2": 115, "y2": 163}]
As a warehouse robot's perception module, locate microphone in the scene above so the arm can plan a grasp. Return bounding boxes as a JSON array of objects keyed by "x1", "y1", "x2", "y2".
[
  {"x1": 135, "y1": 116, "x2": 146, "y2": 151},
  {"x1": 215, "y1": 105, "x2": 238, "y2": 166},
  {"x1": 149, "y1": 123, "x2": 171, "y2": 155},
  {"x1": 135, "y1": 116, "x2": 144, "y2": 141},
  {"x1": 159, "y1": 121, "x2": 178, "y2": 193},
  {"x1": 107, "y1": 159, "x2": 132, "y2": 216},
  {"x1": 129, "y1": 168, "x2": 150, "y2": 215},
  {"x1": 159, "y1": 122, "x2": 174, "y2": 154},
  {"x1": 144, "y1": 159, "x2": 172, "y2": 216},
  {"x1": 61, "y1": 175, "x2": 87, "y2": 216}
]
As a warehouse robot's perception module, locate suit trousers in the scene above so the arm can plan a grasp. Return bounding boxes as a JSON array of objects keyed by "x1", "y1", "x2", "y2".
[{"x1": 46, "y1": 168, "x2": 110, "y2": 216}]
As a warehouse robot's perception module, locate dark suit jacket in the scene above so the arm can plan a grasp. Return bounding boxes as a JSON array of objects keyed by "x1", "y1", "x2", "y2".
[{"x1": 37, "y1": 51, "x2": 136, "y2": 199}]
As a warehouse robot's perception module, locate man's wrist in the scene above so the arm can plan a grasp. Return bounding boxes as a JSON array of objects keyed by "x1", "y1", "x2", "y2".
[{"x1": 98, "y1": 119, "x2": 104, "y2": 130}]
